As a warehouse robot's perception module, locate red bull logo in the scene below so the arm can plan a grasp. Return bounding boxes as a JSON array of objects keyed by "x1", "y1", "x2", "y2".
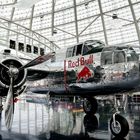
[
  {"x1": 77, "y1": 66, "x2": 93, "y2": 81},
  {"x1": 67, "y1": 55, "x2": 93, "y2": 68}
]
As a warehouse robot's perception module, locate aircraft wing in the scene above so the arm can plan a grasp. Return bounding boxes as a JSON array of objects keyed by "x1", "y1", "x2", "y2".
[
  {"x1": 29, "y1": 76, "x2": 140, "y2": 96},
  {"x1": 27, "y1": 68, "x2": 50, "y2": 81},
  {"x1": 29, "y1": 84, "x2": 105, "y2": 96}
]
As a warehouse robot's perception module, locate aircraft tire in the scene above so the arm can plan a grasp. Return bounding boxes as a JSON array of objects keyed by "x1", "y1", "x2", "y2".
[
  {"x1": 110, "y1": 114, "x2": 129, "y2": 138},
  {"x1": 83, "y1": 98, "x2": 98, "y2": 115},
  {"x1": 84, "y1": 114, "x2": 99, "y2": 133}
]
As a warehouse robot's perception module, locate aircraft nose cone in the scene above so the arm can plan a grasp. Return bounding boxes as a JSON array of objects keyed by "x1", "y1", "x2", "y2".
[{"x1": 10, "y1": 68, "x2": 19, "y2": 75}]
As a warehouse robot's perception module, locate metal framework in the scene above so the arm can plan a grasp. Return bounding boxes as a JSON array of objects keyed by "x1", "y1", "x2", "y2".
[{"x1": 0, "y1": 0, "x2": 139, "y2": 52}]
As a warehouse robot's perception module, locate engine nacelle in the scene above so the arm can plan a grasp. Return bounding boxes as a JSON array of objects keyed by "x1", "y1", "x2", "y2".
[{"x1": 0, "y1": 58, "x2": 27, "y2": 96}]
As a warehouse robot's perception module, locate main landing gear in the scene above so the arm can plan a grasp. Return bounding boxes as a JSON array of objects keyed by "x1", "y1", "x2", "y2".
[
  {"x1": 83, "y1": 97, "x2": 129, "y2": 138},
  {"x1": 83, "y1": 97, "x2": 98, "y2": 115}
]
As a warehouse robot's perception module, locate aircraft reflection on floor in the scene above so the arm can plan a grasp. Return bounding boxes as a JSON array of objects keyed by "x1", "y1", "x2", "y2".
[
  {"x1": 0, "y1": 95, "x2": 139, "y2": 139},
  {"x1": 37, "y1": 95, "x2": 140, "y2": 140}
]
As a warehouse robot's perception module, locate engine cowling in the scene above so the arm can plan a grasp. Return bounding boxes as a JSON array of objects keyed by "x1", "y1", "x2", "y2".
[{"x1": 0, "y1": 58, "x2": 27, "y2": 96}]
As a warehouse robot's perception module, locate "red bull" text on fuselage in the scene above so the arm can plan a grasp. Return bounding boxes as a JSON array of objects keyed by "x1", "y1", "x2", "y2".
[{"x1": 67, "y1": 55, "x2": 93, "y2": 68}]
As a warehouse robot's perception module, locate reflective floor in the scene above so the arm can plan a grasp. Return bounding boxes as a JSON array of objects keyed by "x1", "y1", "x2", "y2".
[{"x1": 0, "y1": 94, "x2": 140, "y2": 140}]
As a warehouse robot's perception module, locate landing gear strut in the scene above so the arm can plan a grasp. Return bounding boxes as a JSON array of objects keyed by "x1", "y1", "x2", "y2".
[
  {"x1": 110, "y1": 95, "x2": 129, "y2": 137},
  {"x1": 83, "y1": 96, "x2": 129, "y2": 137},
  {"x1": 110, "y1": 113, "x2": 129, "y2": 137},
  {"x1": 83, "y1": 97, "x2": 98, "y2": 115}
]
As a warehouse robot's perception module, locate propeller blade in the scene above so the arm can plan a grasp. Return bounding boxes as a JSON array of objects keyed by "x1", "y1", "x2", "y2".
[
  {"x1": 5, "y1": 77, "x2": 14, "y2": 130},
  {"x1": 19, "y1": 52, "x2": 55, "y2": 71},
  {"x1": 0, "y1": 63, "x2": 9, "y2": 71}
]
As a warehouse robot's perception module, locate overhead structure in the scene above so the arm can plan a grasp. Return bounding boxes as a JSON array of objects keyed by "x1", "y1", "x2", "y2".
[{"x1": 0, "y1": 0, "x2": 139, "y2": 52}]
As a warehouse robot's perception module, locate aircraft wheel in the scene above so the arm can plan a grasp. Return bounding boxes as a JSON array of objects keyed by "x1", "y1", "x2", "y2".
[
  {"x1": 84, "y1": 114, "x2": 98, "y2": 133},
  {"x1": 110, "y1": 114, "x2": 129, "y2": 138},
  {"x1": 83, "y1": 98, "x2": 98, "y2": 115}
]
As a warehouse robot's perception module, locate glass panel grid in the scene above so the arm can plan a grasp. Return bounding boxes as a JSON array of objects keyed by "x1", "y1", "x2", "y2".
[
  {"x1": 54, "y1": 8, "x2": 74, "y2": 26},
  {"x1": 55, "y1": 0, "x2": 73, "y2": 11},
  {"x1": 0, "y1": 6, "x2": 12, "y2": 19},
  {"x1": 13, "y1": 8, "x2": 32, "y2": 20},
  {"x1": 101, "y1": 0, "x2": 129, "y2": 12},
  {"x1": 34, "y1": 0, "x2": 52, "y2": 17},
  {"x1": 133, "y1": 3, "x2": 140, "y2": 20},
  {"x1": 78, "y1": 17, "x2": 103, "y2": 34},
  {"x1": 77, "y1": 1, "x2": 100, "y2": 20}
]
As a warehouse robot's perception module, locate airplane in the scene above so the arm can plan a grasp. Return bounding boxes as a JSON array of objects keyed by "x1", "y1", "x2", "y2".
[
  {"x1": 29, "y1": 39, "x2": 140, "y2": 138},
  {"x1": 0, "y1": 48, "x2": 55, "y2": 130}
]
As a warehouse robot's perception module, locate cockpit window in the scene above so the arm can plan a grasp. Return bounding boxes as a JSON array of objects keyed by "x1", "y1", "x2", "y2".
[
  {"x1": 66, "y1": 44, "x2": 83, "y2": 58},
  {"x1": 126, "y1": 48, "x2": 138, "y2": 62},
  {"x1": 83, "y1": 40, "x2": 104, "y2": 55},
  {"x1": 114, "y1": 50, "x2": 125, "y2": 63},
  {"x1": 66, "y1": 40, "x2": 105, "y2": 58},
  {"x1": 101, "y1": 51, "x2": 113, "y2": 65},
  {"x1": 66, "y1": 47, "x2": 73, "y2": 58},
  {"x1": 76, "y1": 44, "x2": 83, "y2": 56}
]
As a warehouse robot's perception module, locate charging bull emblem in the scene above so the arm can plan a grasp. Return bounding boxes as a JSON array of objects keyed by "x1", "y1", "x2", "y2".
[{"x1": 77, "y1": 66, "x2": 93, "y2": 81}]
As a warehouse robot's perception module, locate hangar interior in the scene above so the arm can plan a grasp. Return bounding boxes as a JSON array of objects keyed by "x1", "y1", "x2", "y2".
[
  {"x1": 1, "y1": 0, "x2": 140, "y2": 53},
  {"x1": 0, "y1": 0, "x2": 140, "y2": 140}
]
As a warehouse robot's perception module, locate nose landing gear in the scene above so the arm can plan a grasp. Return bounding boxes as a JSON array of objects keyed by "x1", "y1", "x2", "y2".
[
  {"x1": 110, "y1": 113, "x2": 129, "y2": 137},
  {"x1": 83, "y1": 96, "x2": 129, "y2": 138},
  {"x1": 110, "y1": 95, "x2": 129, "y2": 138}
]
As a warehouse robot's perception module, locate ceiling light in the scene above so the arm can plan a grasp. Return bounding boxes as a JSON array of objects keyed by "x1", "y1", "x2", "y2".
[{"x1": 112, "y1": 13, "x2": 118, "y2": 19}]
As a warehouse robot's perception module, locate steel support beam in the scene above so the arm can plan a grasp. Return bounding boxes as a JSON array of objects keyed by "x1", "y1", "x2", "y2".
[
  {"x1": 79, "y1": 16, "x2": 100, "y2": 36},
  {"x1": 7, "y1": 7, "x2": 15, "y2": 44},
  {"x1": 51, "y1": 0, "x2": 55, "y2": 36},
  {"x1": 73, "y1": 0, "x2": 79, "y2": 43},
  {"x1": 29, "y1": 5, "x2": 35, "y2": 47},
  {"x1": 51, "y1": 0, "x2": 56, "y2": 51},
  {"x1": 128, "y1": 0, "x2": 140, "y2": 45},
  {"x1": 29, "y1": 5, "x2": 35, "y2": 30},
  {"x1": 54, "y1": 26, "x2": 76, "y2": 37},
  {"x1": 98, "y1": 0, "x2": 108, "y2": 45}
]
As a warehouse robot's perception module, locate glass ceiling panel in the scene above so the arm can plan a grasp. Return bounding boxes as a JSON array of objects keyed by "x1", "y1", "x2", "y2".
[
  {"x1": 53, "y1": 23, "x2": 76, "y2": 41},
  {"x1": 101, "y1": 0, "x2": 129, "y2": 13},
  {"x1": 78, "y1": 17, "x2": 102, "y2": 35},
  {"x1": 76, "y1": 0, "x2": 88, "y2": 5},
  {"x1": 0, "y1": 6, "x2": 12, "y2": 19},
  {"x1": 57, "y1": 23, "x2": 76, "y2": 34},
  {"x1": 107, "y1": 24, "x2": 138, "y2": 45},
  {"x1": 56, "y1": 37, "x2": 76, "y2": 48},
  {"x1": 133, "y1": 3, "x2": 140, "y2": 20},
  {"x1": 77, "y1": 0, "x2": 99, "y2": 20},
  {"x1": 104, "y1": 6, "x2": 134, "y2": 30},
  {"x1": 79, "y1": 31, "x2": 105, "y2": 43},
  {"x1": 32, "y1": 14, "x2": 52, "y2": 30},
  {"x1": 0, "y1": 0, "x2": 139, "y2": 50},
  {"x1": 34, "y1": 0, "x2": 52, "y2": 17},
  {"x1": 54, "y1": 8, "x2": 74, "y2": 26},
  {"x1": 15, "y1": 19, "x2": 30, "y2": 28},
  {"x1": 55, "y1": 0, "x2": 73, "y2": 11},
  {"x1": 132, "y1": 0, "x2": 140, "y2": 3},
  {"x1": 13, "y1": 8, "x2": 32, "y2": 20},
  {"x1": 37, "y1": 28, "x2": 51, "y2": 37}
]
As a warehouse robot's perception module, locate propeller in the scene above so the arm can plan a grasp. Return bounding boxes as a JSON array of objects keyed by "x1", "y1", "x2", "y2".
[
  {"x1": 5, "y1": 76, "x2": 14, "y2": 129},
  {"x1": 3, "y1": 52, "x2": 55, "y2": 129},
  {"x1": 0, "y1": 63, "x2": 9, "y2": 71},
  {"x1": 19, "y1": 52, "x2": 55, "y2": 71}
]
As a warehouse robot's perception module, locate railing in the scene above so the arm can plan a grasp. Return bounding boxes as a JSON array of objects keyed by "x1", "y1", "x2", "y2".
[{"x1": 0, "y1": 17, "x2": 60, "y2": 57}]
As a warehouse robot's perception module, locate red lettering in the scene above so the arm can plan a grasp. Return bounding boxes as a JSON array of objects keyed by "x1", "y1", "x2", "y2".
[
  {"x1": 72, "y1": 62, "x2": 75, "y2": 68},
  {"x1": 80, "y1": 57, "x2": 84, "y2": 65},
  {"x1": 66, "y1": 55, "x2": 94, "y2": 68},
  {"x1": 68, "y1": 60, "x2": 72, "y2": 68}
]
